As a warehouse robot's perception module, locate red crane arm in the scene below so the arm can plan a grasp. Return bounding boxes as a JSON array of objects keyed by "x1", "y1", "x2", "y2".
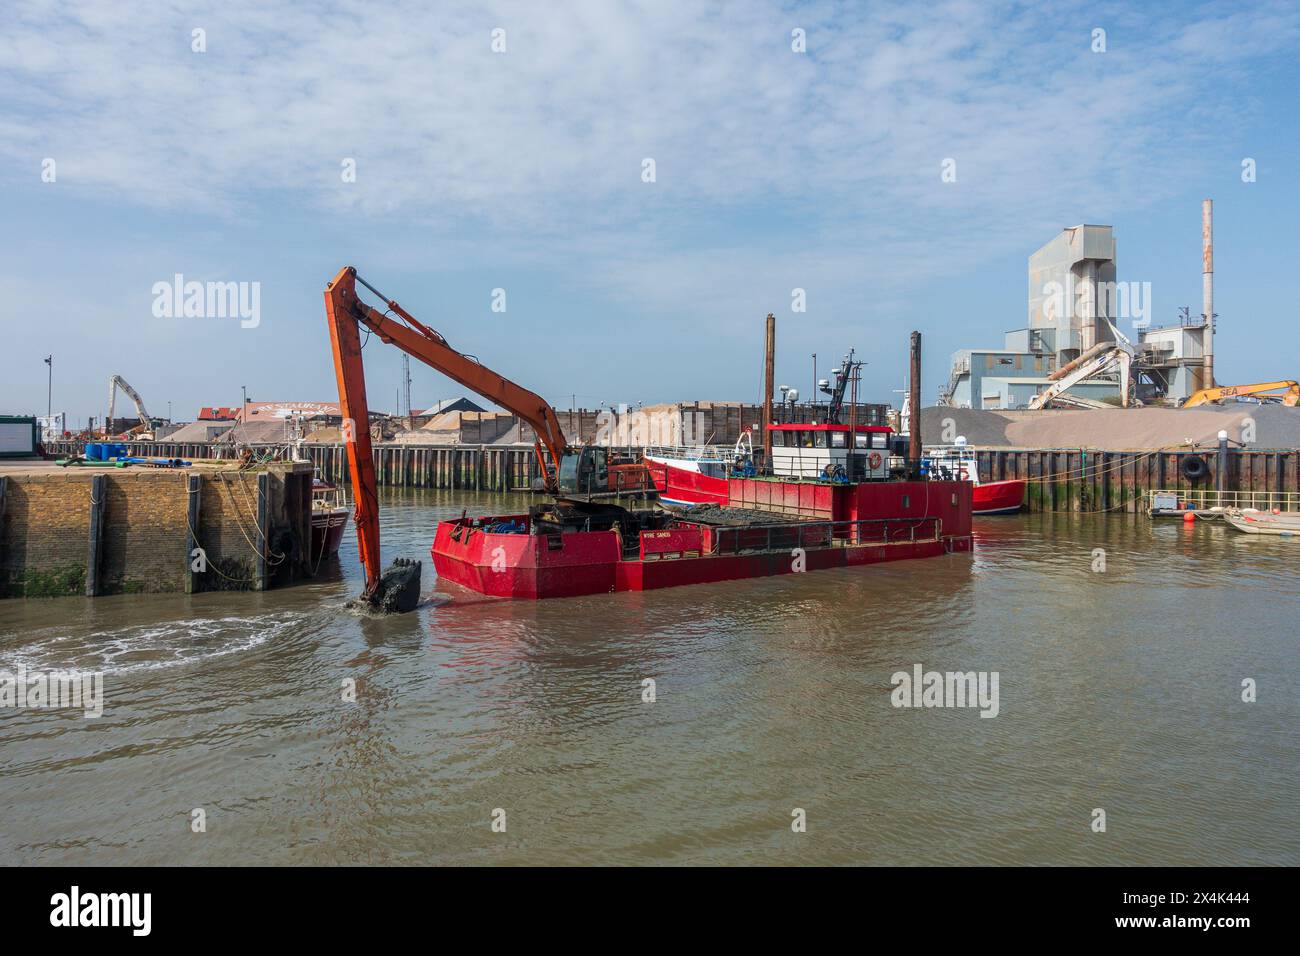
[{"x1": 324, "y1": 266, "x2": 568, "y2": 597}]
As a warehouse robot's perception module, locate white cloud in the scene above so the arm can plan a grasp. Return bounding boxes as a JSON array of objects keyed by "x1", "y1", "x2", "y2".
[
  {"x1": 6, "y1": 0, "x2": 1296, "y2": 235},
  {"x1": 3, "y1": 0, "x2": 1299, "y2": 410}
]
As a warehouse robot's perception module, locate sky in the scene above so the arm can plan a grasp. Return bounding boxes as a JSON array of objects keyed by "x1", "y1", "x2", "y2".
[{"x1": 3, "y1": 0, "x2": 1299, "y2": 426}]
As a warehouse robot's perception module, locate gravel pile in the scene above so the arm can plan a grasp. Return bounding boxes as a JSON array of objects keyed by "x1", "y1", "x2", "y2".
[
  {"x1": 919, "y1": 405, "x2": 1300, "y2": 450},
  {"x1": 165, "y1": 421, "x2": 235, "y2": 442},
  {"x1": 1189, "y1": 404, "x2": 1300, "y2": 448},
  {"x1": 918, "y1": 406, "x2": 1012, "y2": 446}
]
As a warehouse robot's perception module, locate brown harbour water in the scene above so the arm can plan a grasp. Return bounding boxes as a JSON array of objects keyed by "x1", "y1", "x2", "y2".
[{"x1": 1, "y1": 488, "x2": 1296, "y2": 866}]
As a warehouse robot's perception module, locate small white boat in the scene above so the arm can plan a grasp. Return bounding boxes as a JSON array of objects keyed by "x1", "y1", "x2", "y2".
[{"x1": 1225, "y1": 509, "x2": 1300, "y2": 536}]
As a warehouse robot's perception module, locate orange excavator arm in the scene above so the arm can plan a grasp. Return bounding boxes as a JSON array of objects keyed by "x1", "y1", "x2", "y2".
[
  {"x1": 1182, "y1": 380, "x2": 1299, "y2": 408},
  {"x1": 324, "y1": 266, "x2": 569, "y2": 603}
]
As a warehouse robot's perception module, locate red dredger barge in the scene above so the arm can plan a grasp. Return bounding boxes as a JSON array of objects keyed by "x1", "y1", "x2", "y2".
[
  {"x1": 431, "y1": 420, "x2": 972, "y2": 599},
  {"x1": 431, "y1": 477, "x2": 970, "y2": 599},
  {"x1": 323, "y1": 266, "x2": 972, "y2": 609}
]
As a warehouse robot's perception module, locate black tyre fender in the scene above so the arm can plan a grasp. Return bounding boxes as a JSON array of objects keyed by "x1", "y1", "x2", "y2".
[{"x1": 1181, "y1": 455, "x2": 1209, "y2": 481}]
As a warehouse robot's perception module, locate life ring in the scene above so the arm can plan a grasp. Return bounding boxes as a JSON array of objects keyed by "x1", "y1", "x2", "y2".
[
  {"x1": 867, "y1": 451, "x2": 883, "y2": 469},
  {"x1": 1181, "y1": 456, "x2": 1210, "y2": 482},
  {"x1": 958, "y1": 467, "x2": 969, "y2": 481}
]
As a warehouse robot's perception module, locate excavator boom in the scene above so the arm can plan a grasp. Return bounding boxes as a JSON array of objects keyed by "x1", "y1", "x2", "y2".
[
  {"x1": 1182, "y1": 380, "x2": 1299, "y2": 408},
  {"x1": 324, "y1": 266, "x2": 570, "y2": 609},
  {"x1": 107, "y1": 374, "x2": 153, "y2": 437}
]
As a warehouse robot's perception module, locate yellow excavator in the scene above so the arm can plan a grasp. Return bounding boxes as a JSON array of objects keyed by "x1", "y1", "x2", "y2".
[{"x1": 1181, "y1": 380, "x2": 1299, "y2": 408}]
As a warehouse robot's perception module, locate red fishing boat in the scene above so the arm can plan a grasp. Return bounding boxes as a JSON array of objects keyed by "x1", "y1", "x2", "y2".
[
  {"x1": 923, "y1": 441, "x2": 1025, "y2": 516},
  {"x1": 647, "y1": 422, "x2": 897, "y2": 502},
  {"x1": 642, "y1": 436, "x2": 747, "y2": 506},
  {"x1": 641, "y1": 455, "x2": 730, "y2": 506},
  {"x1": 971, "y1": 481, "x2": 1026, "y2": 516}
]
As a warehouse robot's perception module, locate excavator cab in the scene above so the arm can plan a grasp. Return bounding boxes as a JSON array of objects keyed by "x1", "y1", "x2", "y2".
[{"x1": 557, "y1": 447, "x2": 609, "y2": 495}]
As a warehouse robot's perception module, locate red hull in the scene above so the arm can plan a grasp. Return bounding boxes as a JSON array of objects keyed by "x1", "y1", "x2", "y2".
[
  {"x1": 644, "y1": 459, "x2": 729, "y2": 505},
  {"x1": 972, "y1": 479, "x2": 1025, "y2": 515},
  {"x1": 649, "y1": 457, "x2": 1020, "y2": 517},
  {"x1": 311, "y1": 510, "x2": 348, "y2": 557},
  {"x1": 432, "y1": 517, "x2": 966, "y2": 600}
]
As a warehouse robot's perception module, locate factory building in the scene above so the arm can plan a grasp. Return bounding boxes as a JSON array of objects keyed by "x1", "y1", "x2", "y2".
[
  {"x1": 940, "y1": 220, "x2": 1211, "y2": 409},
  {"x1": 1133, "y1": 317, "x2": 1211, "y2": 401},
  {"x1": 1028, "y1": 224, "x2": 1119, "y2": 363},
  {"x1": 942, "y1": 225, "x2": 1122, "y2": 409}
]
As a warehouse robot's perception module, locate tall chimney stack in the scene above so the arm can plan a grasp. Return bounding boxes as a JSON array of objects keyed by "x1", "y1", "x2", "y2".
[{"x1": 1202, "y1": 198, "x2": 1214, "y2": 389}]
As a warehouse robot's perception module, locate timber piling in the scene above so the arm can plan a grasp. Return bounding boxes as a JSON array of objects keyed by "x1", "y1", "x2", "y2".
[{"x1": 39, "y1": 440, "x2": 1300, "y2": 516}]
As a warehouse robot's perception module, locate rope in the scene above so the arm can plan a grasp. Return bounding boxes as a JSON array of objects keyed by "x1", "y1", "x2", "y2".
[
  {"x1": 220, "y1": 474, "x2": 268, "y2": 557},
  {"x1": 971, "y1": 445, "x2": 1209, "y2": 514},
  {"x1": 232, "y1": 470, "x2": 288, "y2": 565},
  {"x1": 184, "y1": 472, "x2": 324, "y2": 584},
  {"x1": 182, "y1": 500, "x2": 256, "y2": 585},
  {"x1": 310, "y1": 503, "x2": 333, "y2": 575},
  {"x1": 1005, "y1": 444, "x2": 1186, "y2": 485},
  {"x1": 1012, "y1": 446, "x2": 1198, "y2": 513},
  {"x1": 1074, "y1": 497, "x2": 1145, "y2": 516},
  {"x1": 215, "y1": 472, "x2": 286, "y2": 566}
]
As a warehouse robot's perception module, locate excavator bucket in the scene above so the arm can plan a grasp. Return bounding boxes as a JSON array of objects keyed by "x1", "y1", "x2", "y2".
[{"x1": 362, "y1": 558, "x2": 423, "y2": 613}]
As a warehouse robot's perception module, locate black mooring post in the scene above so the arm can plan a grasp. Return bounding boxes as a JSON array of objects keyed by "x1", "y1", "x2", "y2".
[
  {"x1": 86, "y1": 473, "x2": 106, "y2": 597},
  {"x1": 256, "y1": 471, "x2": 269, "y2": 591},
  {"x1": 0, "y1": 476, "x2": 7, "y2": 577},
  {"x1": 185, "y1": 473, "x2": 202, "y2": 594}
]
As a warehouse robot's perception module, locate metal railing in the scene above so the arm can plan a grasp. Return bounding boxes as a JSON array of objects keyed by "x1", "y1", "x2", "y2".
[
  {"x1": 773, "y1": 403, "x2": 890, "y2": 426},
  {"x1": 706, "y1": 516, "x2": 942, "y2": 555},
  {"x1": 641, "y1": 445, "x2": 737, "y2": 461},
  {"x1": 1146, "y1": 488, "x2": 1300, "y2": 513}
]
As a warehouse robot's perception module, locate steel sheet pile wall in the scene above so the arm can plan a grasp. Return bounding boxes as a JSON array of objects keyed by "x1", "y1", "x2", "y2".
[{"x1": 973, "y1": 448, "x2": 1300, "y2": 513}]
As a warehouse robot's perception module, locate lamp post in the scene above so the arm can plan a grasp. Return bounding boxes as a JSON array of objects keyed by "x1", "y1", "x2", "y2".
[{"x1": 44, "y1": 354, "x2": 52, "y2": 416}]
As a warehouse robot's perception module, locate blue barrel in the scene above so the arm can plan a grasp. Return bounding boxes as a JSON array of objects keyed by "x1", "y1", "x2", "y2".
[{"x1": 84, "y1": 442, "x2": 127, "y2": 461}]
